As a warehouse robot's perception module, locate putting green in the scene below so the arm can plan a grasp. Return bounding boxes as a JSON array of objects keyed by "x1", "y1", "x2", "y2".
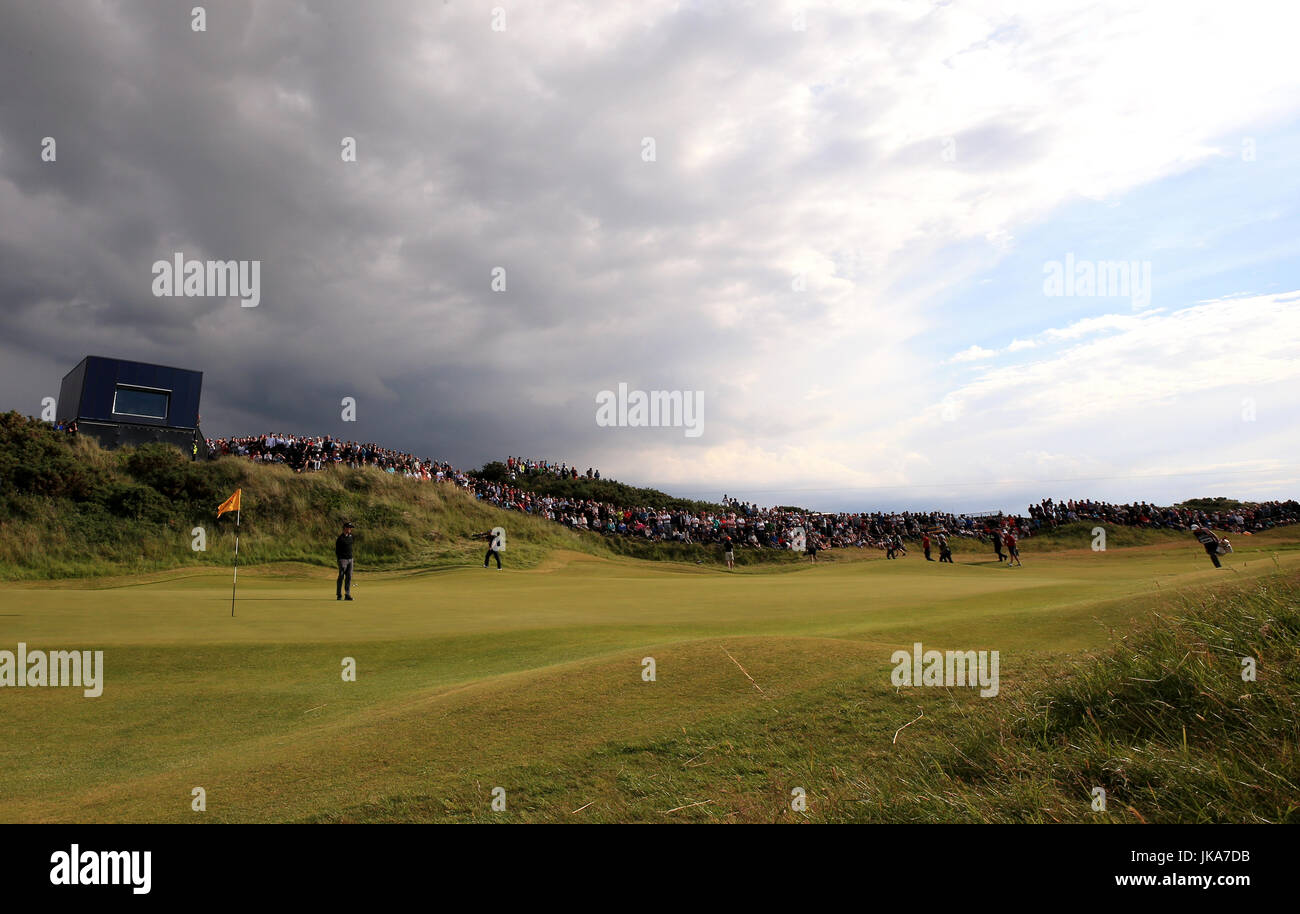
[{"x1": 1, "y1": 531, "x2": 1296, "y2": 822}]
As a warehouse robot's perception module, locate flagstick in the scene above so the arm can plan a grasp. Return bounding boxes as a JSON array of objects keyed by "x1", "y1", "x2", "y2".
[{"x1": 231, "y1": 507, "x2": 240, "y2": 617}]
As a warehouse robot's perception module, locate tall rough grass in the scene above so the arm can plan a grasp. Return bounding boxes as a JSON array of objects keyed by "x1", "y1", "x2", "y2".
[{"x1": 894, "y1": 573, "x2": 1300, "y2": 822}]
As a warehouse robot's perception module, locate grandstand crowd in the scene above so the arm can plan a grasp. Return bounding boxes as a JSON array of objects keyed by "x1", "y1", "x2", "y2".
[
  {"x1": 199, "y1": 430, "x2": 1300, "y2": 554},
  {"x1": 1024, "y1": 497, "x2": 1298, "y2": 534},
  {"x1": 205, "y1": 433, "x2": 469, "y2": 485}
]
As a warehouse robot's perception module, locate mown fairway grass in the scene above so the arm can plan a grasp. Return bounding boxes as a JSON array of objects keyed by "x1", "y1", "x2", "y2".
[{"x1": 2, "y1": 528, "x2": 1298, "y2": 823}]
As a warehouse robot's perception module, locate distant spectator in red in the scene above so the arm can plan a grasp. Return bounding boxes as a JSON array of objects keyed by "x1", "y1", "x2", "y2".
[{"x1": 1003, "y1": 529, "x2": 1021, "y2": 567}]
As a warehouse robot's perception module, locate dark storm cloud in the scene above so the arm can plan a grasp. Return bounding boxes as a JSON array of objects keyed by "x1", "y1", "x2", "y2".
[
  {"x1": 0, "y1": 0, "x2": 842, "y2": 471},
  {"x1": 1, "y1": 7, "x2": 528, "y2": 455},
  {"x1": 5, "y1": 1, "x2": 1296, "y2": 512}
]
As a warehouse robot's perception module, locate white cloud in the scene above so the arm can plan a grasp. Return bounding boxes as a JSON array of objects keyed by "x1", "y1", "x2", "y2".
[
  {"x1": 631, "y1": 290, "x2": 1300, "y2": 509},
  {"x1": 1041, "y1": 312, "x2": 1157, "y2": 342},
  {"x1": 949, "y1": 345, "x2": 997, "y2": 363}
]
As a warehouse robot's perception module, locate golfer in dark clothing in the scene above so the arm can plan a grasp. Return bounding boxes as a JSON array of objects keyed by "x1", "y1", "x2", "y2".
[
  {"x1": 992, "y1": 528, "x2": 1005, "y2": 562},
  {"x1": 477, "y1": 530, "x2": 502, "y2": 569},
  {"x1": 336, "y1": 522, "x2": 355, "y2": 600},
  {"x1": 1192, "y1": 524, "x2": 1222, "y2": 568},
  {"x1": 937, "y1": 533, "x2": 954, "y2": 563}
]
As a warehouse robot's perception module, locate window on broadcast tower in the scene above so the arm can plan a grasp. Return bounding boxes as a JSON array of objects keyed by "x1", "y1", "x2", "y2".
[{"x1": 112, "y1": 385, "x2": 170, "y2": 420}]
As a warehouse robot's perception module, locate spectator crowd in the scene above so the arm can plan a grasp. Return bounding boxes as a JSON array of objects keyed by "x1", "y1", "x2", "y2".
[
  {"x1": 1023, "y1": 497, "x2": 1299, "y2": 535},
  {"x1": 205, "y1": 433, "x2": 468, "y2": 485},
  {"x1": 202, "y1": 431, "x2": 1300, "y2": 553},
  {"x1": 505, "y1": 456, "x2": 601, "y2": 480}
]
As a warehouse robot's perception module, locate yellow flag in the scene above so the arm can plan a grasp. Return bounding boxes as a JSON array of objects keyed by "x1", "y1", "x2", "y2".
[{"x1": 217, "y1": 488, "x2": 242, "y2": 518}]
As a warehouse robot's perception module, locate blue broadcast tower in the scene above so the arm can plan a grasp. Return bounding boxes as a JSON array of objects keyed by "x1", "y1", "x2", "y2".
[{"x1": 57, "y1": 355, "x2": 208, "y2": 458}]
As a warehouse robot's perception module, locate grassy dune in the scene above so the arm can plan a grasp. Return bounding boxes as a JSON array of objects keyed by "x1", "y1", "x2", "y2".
[
  {"x1": 0, "y1": 435, "x2": 597, "y2": 581},
  {"x1": 1, "y1": 413, "x2": 800, "y2": 579},
  {"x1": 1, "y1": 528, "x2": 1297, "y2": 823}
]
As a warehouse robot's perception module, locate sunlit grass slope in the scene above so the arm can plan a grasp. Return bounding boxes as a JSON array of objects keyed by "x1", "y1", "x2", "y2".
[{"x1": 1, "y1": 527, "x2": 1296, "y2": 822}]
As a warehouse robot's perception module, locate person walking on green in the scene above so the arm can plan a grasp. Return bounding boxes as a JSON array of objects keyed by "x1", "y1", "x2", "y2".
[
  {"x1": 336, "y1": 521, "x2": 355, "y2": 600},
  {"x1": 476, "y1": 530, "x2": 503, "y2": 569},
  {"x1": 1191, "y1": 524, "x2": 1224, "y2": 568},
  {"x1": 937, "y1": 532, "x2": 954, "y2": 563}
]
